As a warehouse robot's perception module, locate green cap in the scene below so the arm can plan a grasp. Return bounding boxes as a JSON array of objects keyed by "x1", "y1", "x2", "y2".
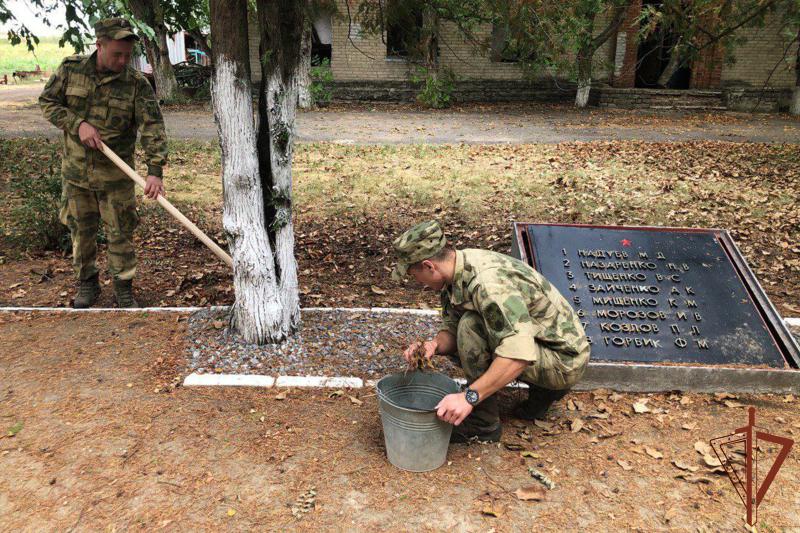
[
  {"x1": 391, "y1": 220, "x2": 446, "y2": 281},
  {"x1": 94, "y1": 17, "x2": 139, "y2": 41}
]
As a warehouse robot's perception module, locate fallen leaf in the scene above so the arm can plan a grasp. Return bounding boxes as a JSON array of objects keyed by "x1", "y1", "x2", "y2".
[
  {"x1": 672, "y1": 460, "x2": 699, "y2": 472},
  {"x1": 534, "y1": 419, "x2": 554, "y2": 431},
  {"x1": 723, "y1": 400, "x2": 746, "y2": 408},
  {"x1": 227, "y1": 508, "x2": 236, "y2": 517},
  {"x1": 514, "y1": 485, "x2": 546, "y2": 501},
  {"x1": 328, "y1": 389, "x2": 344, "y2": 398},
  {"x1": 274, "y1": 391, "x2": 287, "y2": 401},
  {"x1": 681, "y1": 422, "x2": 697, "y2": 431},
  {"x1": 679, "y1": 396, "x2": 693, "y2": 406},
  {"x1": 520, "y1": 451, "x2": 540, "y2": 459},
  {"x1": 212, "y1": 320, "x2": 225, "y2": 329},
  {"x1": 617, "y1": 459, "x2": 633, "y2": 471},
  {"x1": 783, "y1": 394, "x2": 795, "y2": 403},
  {"x1": 570, "y1": 418, "x2": 584, "y2": 433},
  {"x1": 632, "y1": 401, "x2": 650, "y2": 414},
  {"x1": 608, "y1": 392, "x2": 623, "y2": 402},
  {"x1": 370, "y1": 285, "x2": 387, "y2": 295},
  {"x1": 348, "y1": 395, "x2": 363, "y2": 406},
  {"x1": 503, "y1": 442, "x2": 524, "y2": 451},
  {"x1": 703, "y1": 454, "x2": 722, "y2": 467},
  {"x1": 645, "y1": 446, "x2": 664, "y2": 459},
  {"x1": 694, "y1": 441, "x2": 713, "y2": 456},
  {"x1": 6, "y1": 422, "x2": 23, "y2": 437},
  {"x1": 714, "y1": 392, "x2": 737, "y2": 401}
]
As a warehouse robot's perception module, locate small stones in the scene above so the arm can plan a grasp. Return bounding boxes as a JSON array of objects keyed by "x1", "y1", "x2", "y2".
[{"x1": 186, "y1": 309, "x2": 447, "y2": 378}]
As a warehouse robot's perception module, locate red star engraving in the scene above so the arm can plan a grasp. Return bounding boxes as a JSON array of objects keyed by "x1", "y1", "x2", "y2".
[{"x1": 621, "y1": 239, "x2": 632, "y2": 247}]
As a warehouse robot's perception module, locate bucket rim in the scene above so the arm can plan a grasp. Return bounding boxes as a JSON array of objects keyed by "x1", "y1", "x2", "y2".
[{"x1": 376, "y1": 372, "x2": 460, "y2": 414}]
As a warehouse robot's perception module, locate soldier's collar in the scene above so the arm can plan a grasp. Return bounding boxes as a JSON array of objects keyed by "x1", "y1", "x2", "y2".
[{"x1": 448, "y1": 249, "x2": 467, "y2": 306}]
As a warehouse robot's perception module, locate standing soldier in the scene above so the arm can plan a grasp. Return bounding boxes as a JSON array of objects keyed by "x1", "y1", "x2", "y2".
[
  {"x1": 393, "y1": 221, "x2": 590, "y2": 442},
  {"x1": 39, "y1": 18, "x2": 168, "y2": 308}
]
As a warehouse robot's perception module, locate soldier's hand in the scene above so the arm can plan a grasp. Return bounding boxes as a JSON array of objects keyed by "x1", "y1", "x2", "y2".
[
  {"x1": 403, "y1": 339, "x2": 438, "y2": 363},
  {"x1": 144, "y1": 175, "x2": 165, "y2": 199},
  {"x1": 78, "y1": 121, "x2": 103, "y2": 150},
  {"x1": 436, "y1": 393, "x2": 473, "y2": 426},
  {"x1": 403, "y1": 341, "x2": 422, "y2": 364},
  {"x1": 422, "y1": 339, "x2": 438, "y2": 360}
]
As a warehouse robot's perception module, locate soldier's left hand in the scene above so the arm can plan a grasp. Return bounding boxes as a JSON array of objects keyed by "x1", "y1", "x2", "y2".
[
  {"x1": 435, "y1": 393, "x2": 473, "y2": 426},
  {"x1": 144, "y1": 175, "x2": 165, "y2": 199}
]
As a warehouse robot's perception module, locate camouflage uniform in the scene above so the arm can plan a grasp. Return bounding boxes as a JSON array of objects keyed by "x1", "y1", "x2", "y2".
[
  {"x1": 393, "y1": 220, "x2": 590, "y2": 431},
  {"x1": 39, "y1": 18, "x2": 167, "y2": 282}
]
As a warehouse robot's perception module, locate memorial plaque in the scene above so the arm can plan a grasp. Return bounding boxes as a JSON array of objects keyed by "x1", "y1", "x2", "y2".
[{"x1": 512, "y1": 223, "x2": 800, "y2": 369}]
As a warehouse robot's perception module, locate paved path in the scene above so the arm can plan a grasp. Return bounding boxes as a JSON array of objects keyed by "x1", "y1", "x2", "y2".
[{"x1": 3, "y1": 82, "x2": 799, "y2": 144}]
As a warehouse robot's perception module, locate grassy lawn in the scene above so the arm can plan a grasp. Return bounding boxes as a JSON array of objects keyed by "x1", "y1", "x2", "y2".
[
  {"x1": 1, "y1": 137, "x2": 798, "y2": 311},
  {"x1": 0, "y1": 36, "x2": 78, "y2": 76}
]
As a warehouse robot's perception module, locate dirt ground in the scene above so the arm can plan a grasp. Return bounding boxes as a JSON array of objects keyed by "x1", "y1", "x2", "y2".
[
  {"x1": 1, "y1": 311, "x2": 799, "y2": 531},
  {"x1": 3, "y1": 82, "x2": 800, "y2": 144}
]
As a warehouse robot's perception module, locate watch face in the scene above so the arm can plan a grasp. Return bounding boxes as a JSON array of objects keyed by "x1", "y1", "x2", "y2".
[{"x1": 465, "y1": 389, "x2": 479, "y2": 405}]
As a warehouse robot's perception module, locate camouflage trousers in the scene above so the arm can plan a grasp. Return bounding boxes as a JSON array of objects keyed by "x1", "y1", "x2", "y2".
[
  {"x1": 453, "y1": 311, "x2": 587, "y2": 429},
  {"x1": 59, "y1": 181, "x2": 139, "y2": 282}
]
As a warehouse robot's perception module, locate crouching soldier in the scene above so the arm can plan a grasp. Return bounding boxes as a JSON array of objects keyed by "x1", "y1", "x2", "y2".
[
  {"x1": 39, "y1": 17, "x2": 168, "y2": 307},
  {"x1": 393, "y1": 221, "x2": 590, "y2": 442}
]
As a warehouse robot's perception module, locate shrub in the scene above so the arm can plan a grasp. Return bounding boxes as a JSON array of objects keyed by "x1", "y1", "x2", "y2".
[
  {"x1": 412, "y1": 66, "x2": 457, "y2": 109},
  {"x1": 4, "y1": 142, "x2": 70, "y2": 252},
  {"x1": 310, "y1": 58, "x2": 334, "y2": 107}
]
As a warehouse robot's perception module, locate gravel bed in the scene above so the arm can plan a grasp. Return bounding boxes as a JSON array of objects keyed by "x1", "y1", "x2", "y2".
[{"x1": 186, "y1": 308, "x2": 461, "y2": 378}]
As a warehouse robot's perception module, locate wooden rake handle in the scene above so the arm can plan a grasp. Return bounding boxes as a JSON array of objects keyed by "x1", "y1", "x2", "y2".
[{"x1": 100, "y1": 142, "x2": 233, "y2": 269}]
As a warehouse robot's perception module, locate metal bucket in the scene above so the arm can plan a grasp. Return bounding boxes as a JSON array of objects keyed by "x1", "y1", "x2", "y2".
[{"x1": 376, "y1": 371, "x2": 461, "y2": 472}]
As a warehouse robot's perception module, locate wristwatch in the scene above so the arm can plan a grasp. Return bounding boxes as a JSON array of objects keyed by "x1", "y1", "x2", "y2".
[{"x1": 464, "y1": 387, "x2": 480, "y2": 406}]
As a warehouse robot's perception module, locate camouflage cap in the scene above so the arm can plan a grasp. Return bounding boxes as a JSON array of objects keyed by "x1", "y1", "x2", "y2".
[
  {"x1": 391, "y1": 220, "x2": 446, "y2": 281},
  {"x1": 94, "y1": 17, "x2": 139, "y2": 41}
]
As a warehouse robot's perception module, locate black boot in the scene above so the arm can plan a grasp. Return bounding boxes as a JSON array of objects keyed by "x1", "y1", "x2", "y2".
[
  {"x1": 73, "y1": 274, "x2": 100, "y2": 309},
  {"x1": 513, "y1": 385, "x2": 569, "y2": 421},
  {"x1": 113, "y1": 279, "x2": 138, "y2": 308}
]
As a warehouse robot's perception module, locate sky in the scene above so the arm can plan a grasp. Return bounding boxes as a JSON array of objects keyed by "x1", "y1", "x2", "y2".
[{"x1": 0, "y1": 0, "x2": 72, "y2": 37}]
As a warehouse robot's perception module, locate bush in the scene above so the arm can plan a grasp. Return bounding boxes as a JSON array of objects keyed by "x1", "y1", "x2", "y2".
[
  {"x1": 412, "y1": 66, "x2": 457, "y2": 109},
  {"x1": 310, "y1": 58, "x2": 334, "y2": 107},
  {"x1": 4, "y1": 142, "x2": 70, "y2": 252}
]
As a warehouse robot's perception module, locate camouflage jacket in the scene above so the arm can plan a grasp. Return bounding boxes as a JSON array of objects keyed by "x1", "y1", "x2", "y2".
[
  {"x1": 39, "y1": 53, "x2": 167, "y2": 190},
  {"x1": 440, "y1": 249, "x2": 590, "y2": 371}
]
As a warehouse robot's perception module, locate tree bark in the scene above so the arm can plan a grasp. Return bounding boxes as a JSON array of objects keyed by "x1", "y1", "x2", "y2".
[
  {"x1": 575, "y1": 50, "x2": 592, "y2": 108},
  {"x1": 256, "y1": 0, "x2": 303, "y2": 336},
  {"x1": 657, "y1": 37, "x2": 683, "y2": 87},
  {"x1": 297, "y1": 23, "x2": 313, "y2": 109},
  {"x1": 421, "y1": 6, "x2": 439, "y2": 71},
  {"x1": 210, "y1": 0, "x2": 289, "y2": 344},
  {"x1": 128, "y1": 0, "x2": 178, "y2": 101},
  {"x1": 792, "y1": 29, "x2": 800, "y2": 115}
]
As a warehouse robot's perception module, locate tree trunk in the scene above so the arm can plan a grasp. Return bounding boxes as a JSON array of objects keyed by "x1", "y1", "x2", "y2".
[
  {"x1": 657, "y1": 37, "x2": 683, "y2": 88},
  {"x1": 421, "y1": 6, "x2": 439, "y2": 71},
  {"x1": 575, "y1": 50, "x2": 592, "y2": 108},
  {"x1": 792, "y1": 29, "x2": 800, "y2": 115},
  {"x1": 210, "y1": 0, "x2": 289, "y2": 344},
  {"x1": 128, "y1": 0, "x2": 178, "y2": 101},
  {"x1": 257, "y1": 0, "x2": 303, "y2": 333},
  {"x1": 297, "y1": 24, "x2": 313, "y2": 109}
]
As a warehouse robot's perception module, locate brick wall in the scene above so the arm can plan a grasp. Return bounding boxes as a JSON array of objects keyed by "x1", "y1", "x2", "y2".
[
  {"x1": 329, "y1": 0, "x2": 616, "y2": 83},
  {"x1": 720, "y1": 10, "x2": 798, "y2": 88},
  {"x1": 244, "y1": 3, "x2": 796, "y2": 97}
]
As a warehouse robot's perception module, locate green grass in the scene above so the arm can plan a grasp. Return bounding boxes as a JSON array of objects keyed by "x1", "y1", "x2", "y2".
[{"x1": 0, "y1": 36, "x2": 79, "y2": 76}]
